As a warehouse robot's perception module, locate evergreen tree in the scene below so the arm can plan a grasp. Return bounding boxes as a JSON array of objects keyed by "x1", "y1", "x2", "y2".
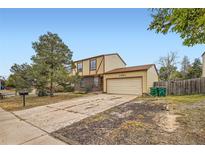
[
  {"x1": 187, "y1": 58, "x2": 202, "y2": 78},
  {"x1": 31, "y1": 32, "x2": 73, "y2": 96}
]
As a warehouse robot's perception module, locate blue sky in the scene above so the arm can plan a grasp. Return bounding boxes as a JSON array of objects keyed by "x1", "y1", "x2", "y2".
[{"x1": 0, "y1": 8, "x2": 204, "y2": 77}]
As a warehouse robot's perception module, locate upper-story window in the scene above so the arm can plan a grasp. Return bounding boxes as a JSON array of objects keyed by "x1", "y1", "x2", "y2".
[
  {"x1": 90, "y1": 59, "x2": 96, "y2": 71},
  {"x1": 77, "y1": 62, "x2": 83, "y2": 72}
]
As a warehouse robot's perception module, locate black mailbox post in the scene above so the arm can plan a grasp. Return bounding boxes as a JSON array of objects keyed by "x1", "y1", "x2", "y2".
[{"x1": 19, "y1": 91, "x2": 29, "y2": 107}]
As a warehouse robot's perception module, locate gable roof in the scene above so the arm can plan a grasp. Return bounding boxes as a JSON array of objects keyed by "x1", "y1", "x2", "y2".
[
  {"x1": 105, "y1": 64, "x2": 156, "y2": 74},
  {"x1": 73, "y1": 53, "x2": 126, "y2": 65}
]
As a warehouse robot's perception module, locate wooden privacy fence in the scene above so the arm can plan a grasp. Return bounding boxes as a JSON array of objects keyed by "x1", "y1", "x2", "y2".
[{"x1": 154, "y1": 77, "x2": 205, "y2": 95}]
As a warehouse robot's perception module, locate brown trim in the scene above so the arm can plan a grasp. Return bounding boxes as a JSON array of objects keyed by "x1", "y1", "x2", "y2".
[
  {"x1": 105, "y1": 76, "x2": 143, "y2": 94},
  {"x1": 96, "y1": 57, "x2": 104, "y2": 74},
  {"x1": 105, "y1": 69, "x2": 148, "y2": 74},
  {"x1": 104, "y1": 64, "x2": 159, "y2": 75},
  {"x1": 80, "y1": 74, "x2": 104, "y2": 77}
]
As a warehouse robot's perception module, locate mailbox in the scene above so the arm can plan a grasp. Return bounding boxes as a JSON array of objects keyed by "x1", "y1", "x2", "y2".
[
  {"x1": 19, "y1": 90, "x2": 29, "y2": 107},
  {"x1": 19, "y1": 92, "x2": 29, "y2": 96}
]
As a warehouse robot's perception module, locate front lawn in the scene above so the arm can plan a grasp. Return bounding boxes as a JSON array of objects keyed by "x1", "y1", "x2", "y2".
[
  {"x1": 52, "y1": 94, "x2": 205, "y2": 145},
  {"x1": 163, "y1": 94, "x2": 205, "y2": 104},
  {"x1": 0, "y1": 93, "x2": 84, "y2": 111}
]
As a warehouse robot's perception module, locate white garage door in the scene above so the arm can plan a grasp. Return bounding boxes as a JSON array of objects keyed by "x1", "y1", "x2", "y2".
[{"x1": 107, "y1": 78, "x2": 142, "y2": 95}]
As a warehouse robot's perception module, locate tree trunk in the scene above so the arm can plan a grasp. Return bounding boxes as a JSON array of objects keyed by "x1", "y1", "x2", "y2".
[
  {"x1": 50, "y1": 71, "x2": 54, "y2": 96},
  {"x1": 50, "y1": 45, "x2": 54, "y2": 97}
]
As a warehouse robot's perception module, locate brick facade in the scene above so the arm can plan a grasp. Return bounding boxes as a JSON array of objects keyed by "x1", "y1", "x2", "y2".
[{"x1": 75, "y1": 76, "x2": 103, "y2": 92}]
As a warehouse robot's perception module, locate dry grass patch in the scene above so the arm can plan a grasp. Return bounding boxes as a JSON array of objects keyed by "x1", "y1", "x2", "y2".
[
  {"x1": 0, "y1": 89, "x2": 16, "y2": 94},
  {"x1": 86, "y1": 114, "x2": 110, "y2": 124},
  {"x1": 163, "y1": 95, "x2": 205, "y2": 104},
  {"x1": 0, "y1": 93, "x2": 84, "y2": 111},
  {"x1": 137, "y1": 94, "x2": 205, "y2": 104},
  {"x1": 120, "y1": 121, "x2": 144, "y2": 130}
]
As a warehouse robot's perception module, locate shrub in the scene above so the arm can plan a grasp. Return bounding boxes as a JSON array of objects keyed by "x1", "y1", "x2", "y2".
[
  {"x1": 84, "y1": 85, "x2": 92, "y2": 93},
  {"x1": 37, "y1": 89, "x2": 49, "y2": 97}
]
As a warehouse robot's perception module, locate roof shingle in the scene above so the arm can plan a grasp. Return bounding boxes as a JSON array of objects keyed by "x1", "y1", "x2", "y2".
[{"x1": 105, "y1": 64, "x2": 155, "y2": 74}]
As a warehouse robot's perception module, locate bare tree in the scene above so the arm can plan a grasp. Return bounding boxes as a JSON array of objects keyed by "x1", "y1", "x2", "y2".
[{"x1": 158, "y1": 52, "x2": 178, "y2": 80}]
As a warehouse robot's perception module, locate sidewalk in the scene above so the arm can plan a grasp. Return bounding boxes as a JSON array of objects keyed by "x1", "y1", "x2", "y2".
[{"x1": 0, "y1": 108, "x2": 66, "y2": 145}]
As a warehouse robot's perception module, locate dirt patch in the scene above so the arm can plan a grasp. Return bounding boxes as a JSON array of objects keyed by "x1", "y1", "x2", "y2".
[
  {"x1": 52, "y1": 101, "x2": 166, "y2": 144},
  {"x1": 52, "y1": 97, "x2": 205, "y2": 145},
  {"x1": 153, "y1": 113, "x2": 180, "y2": 132}
]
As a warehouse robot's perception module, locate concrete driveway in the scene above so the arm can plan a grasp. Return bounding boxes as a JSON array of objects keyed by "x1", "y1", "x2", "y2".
[{"x1": 13, "y1": 94, "x2": 136, "y2": 133}]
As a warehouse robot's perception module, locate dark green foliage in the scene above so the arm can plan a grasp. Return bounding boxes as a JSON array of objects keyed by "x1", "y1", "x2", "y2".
[
  {"x1": 171, "y1": 70, "x2": 183, "y2": 80},
  {"x1": 5, "y1": 75, "x2": 16, "y2": 88},
  {"x1": 187, "y1": 58, "x2": 202, "y2": 78},
  {"x1": 31, "y1": 32, "x2": 73, "y2": 96},
  {"x1": 37, "y1": 89, "x2": 49, "y2": 97},
  {"x1": 9, "y1": 63, "x2": 33, "y2": 92},
  {"x1": 149, "y1": 8, "x2": 205, "y2": 46},
  {"x1": 32, "y1": 63, "x2": 50, "y2": 96}
]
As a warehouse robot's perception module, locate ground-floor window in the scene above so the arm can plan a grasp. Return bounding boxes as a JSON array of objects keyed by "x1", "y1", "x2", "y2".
[
  {"x1": 80, "y1": 78, "x2": 85, "y2": 88},
  {"x1": 94, "y1": 77, "x2": 99, "y2": 87}
]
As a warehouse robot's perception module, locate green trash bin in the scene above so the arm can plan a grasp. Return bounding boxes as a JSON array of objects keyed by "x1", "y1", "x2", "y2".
[
  {"x1": 150, "y1": 87, "x2": 167, "y2": 97},
  {"x1": 158, "y1": 87, "x2": 167, "y2": 97},
  {"x1": 150, "y1": 87, "x2": 158, "y2": 97}
]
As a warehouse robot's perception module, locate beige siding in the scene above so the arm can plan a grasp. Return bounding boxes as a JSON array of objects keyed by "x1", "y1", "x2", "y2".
[
  {"x1": 203, "y1": 54, "x2": 205, "y2": 77},
  {"x1": 72, "y1": 54, "x2": 125, "y2": 76},
  {"x1": 107, "y1": 78, "x2": 142, "y2": 95},
  {"x1": 103, "y1": 71, "x2": 147, "y2": 93},
  {"x1": 83, "y1": 60, "x2": 89, "y2": 75},
  {"x1": 147, "y1": 65, "x2": 159, "y2": 92},
  {"x1": 96, "y1": 56, "x2": 104, "y2": 74},
  {"x1": 72, "y1": 66, "x2": 77, "y2": 75},
  {"x1": 104, "y1": 55, "x2": 126, "y2": 72},
  {"x1": 72, "y1": 56, "x2": 104, "y2": 76},
  {"x1": 90, "y1": 70, "x2": 96, "y2": 75}
]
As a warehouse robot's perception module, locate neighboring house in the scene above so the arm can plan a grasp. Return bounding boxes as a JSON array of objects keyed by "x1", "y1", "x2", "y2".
[
  {"x1": 72, "y1": 53, "x2": 158, "y2": 95},
  {"x1": 0, "y1": 79, "x2": 3, "y2": 90},
  {"x1": 202, "y1": 52, "x2": 205, "y2": 77}
]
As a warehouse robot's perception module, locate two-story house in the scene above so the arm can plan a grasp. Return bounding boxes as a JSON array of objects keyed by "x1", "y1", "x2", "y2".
[
  {"x1": 72, "y1": 53, "x2": 158, "y2": 95},
  {"x1": 72, "y1": 53, "x2": 126, "y2": 91}
]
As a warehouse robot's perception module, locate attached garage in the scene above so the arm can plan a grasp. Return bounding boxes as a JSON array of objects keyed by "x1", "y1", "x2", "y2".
[
  {"x1": 103, "y1": 64, "x2": 158, "y2": 95},
  {"x1": 107, "y1": 78, "x2": 142, "y2": 95}
]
